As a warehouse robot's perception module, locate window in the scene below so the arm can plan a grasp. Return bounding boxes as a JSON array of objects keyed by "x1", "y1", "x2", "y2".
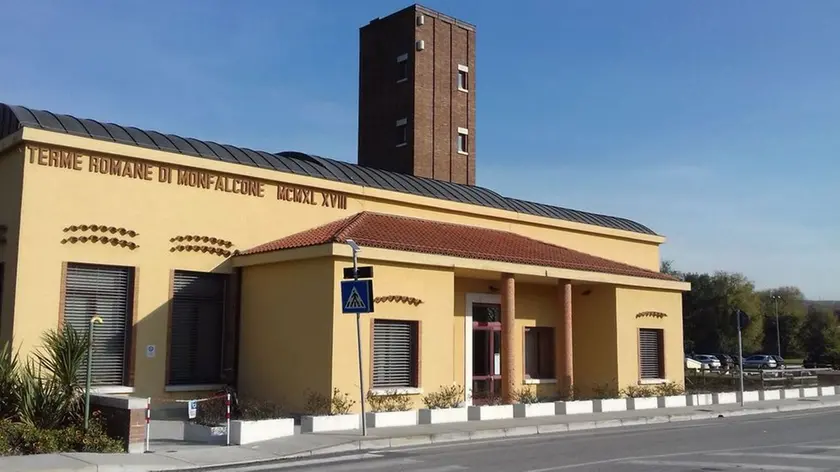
[
  {"x1": 397, "y1": 53, "x2": 409, "y2": 83},
  {"x1": 457, "y1": 127, "x2": 469, "y2": 154},
  {"x1": 63, "y1": 263, "x2": 134, "y2": 386},
  {"x1": 457, "y1": 64, "x2": 469, "y2": 91},
  {"x1": 525, "y1": 327, "x2": 555, "y2": 379},
  {"x1": 396, "y1": 118, "x2": 408, "y2": 147},
  {"x1": 639, "y1": 328, "x2": 665, "y2": 379},
  {"x1": 169, "y1": 270, "x2": 227, "y2": 386},
  {"x1": 372, "y1": 319, "x2": 419, "y2": 389}
]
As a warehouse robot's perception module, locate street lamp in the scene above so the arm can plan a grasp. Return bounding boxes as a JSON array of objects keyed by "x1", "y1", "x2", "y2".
[
  {"x1": 771, "y1": 294, "x2": 782, "y2": 359},
  {"x1": 344, "y1": 239, "x2": 367, "y2": 436}
]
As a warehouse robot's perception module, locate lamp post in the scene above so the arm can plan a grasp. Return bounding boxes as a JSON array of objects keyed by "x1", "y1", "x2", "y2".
[
  {"x1": 345, "y1": 239, "x2": 367, "y2": 436},
  {"x1": 771, "y1": 295, "x2": 782, "y2": 359},
  {"x1": 84, "y1": 315, "x2": 104, "y2": 431}
]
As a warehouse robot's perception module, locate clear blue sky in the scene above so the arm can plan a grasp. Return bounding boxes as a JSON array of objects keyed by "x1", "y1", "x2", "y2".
[{"x1": 3, "y1": 1, "x2": 838, "y2": 299}]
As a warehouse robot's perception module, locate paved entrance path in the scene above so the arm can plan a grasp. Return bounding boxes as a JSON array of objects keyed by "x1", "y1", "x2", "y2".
[{"x1": 2, "y1": 397, "x2": 838, "y2": 472}]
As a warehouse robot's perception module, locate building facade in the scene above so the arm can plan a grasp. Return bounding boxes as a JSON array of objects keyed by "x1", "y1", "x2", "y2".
[{"x1": 0, "y1": 4, "x2": 689, "y2": 413}]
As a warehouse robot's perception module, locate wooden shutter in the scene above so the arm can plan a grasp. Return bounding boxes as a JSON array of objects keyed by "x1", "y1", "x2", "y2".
[
  {"x1": 372, "y1": 320, "x2": 417, "y2": 389},
  {"x1": 169, "y1": 271, "x2": 226, "y2": 385},
  {"x1": 64, "y1": 263, "x2": 133, "y2": 386},
  {"x1": 639, "y1": 328, "x2": 664, "y2": 379}
]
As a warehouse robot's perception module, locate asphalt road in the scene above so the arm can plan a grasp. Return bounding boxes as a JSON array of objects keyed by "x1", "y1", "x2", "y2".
[{"x1": 251, "y1": 407, "x2": 840, "y2": 472}]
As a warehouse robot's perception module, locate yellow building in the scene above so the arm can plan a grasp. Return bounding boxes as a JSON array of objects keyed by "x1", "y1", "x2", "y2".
[{"x1": 0, "y1": 102, "x2": 689, "y2": 413}]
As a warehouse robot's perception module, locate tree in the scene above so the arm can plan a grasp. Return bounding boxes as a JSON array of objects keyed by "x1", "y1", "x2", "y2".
[
  {"x1": 682, "y1": 271, "x2": 762, "y2": 354},
  {"x1": 799, "y1": 304, "x2": 840, "y2": 359},
  {"x1": 660, "y1": 259, "x2": 682, "y2": 278},
  {"x1": 758, "y1": 287, "x2": 806, "y2": 357}
]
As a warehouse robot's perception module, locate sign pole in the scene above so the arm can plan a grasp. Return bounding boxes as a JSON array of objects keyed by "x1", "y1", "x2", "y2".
[
  {"x1": 84, "y1": 315, "x2": 103, "y2": 431},
  {"x1": 351, "y1": 246, "x2": 367, "y2": 436},
  {"x1": 737, "y1": 310, "x2": 745, "y2": 407}
]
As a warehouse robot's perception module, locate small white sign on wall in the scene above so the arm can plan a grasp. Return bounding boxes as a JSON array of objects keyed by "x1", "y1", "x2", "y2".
[
  {"x1": 188, "y1": 400, "x2": 197, "y2": 419},
  {"x1": 145, "y1": 345, "x2": 156, "y2": 358}
]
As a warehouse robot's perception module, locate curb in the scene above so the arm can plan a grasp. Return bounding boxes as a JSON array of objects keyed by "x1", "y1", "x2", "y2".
[{"x1": 146, "y1": 399, "x2": 840, "y2": 472}]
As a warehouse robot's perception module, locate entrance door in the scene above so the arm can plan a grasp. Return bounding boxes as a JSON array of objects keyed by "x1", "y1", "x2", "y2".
[{"x1": 472, "y1": 303, "x2": 502, "y2": 404}]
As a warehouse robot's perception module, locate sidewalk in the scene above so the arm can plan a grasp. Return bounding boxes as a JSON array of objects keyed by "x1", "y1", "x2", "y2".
[{"x1": 3, "y1": 396, "x2": 839, "y2": 472}]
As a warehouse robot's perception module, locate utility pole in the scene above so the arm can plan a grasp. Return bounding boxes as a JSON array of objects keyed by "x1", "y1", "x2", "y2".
[{"x1": 771, "y1": 294, "x2": 782, "y2": 358}]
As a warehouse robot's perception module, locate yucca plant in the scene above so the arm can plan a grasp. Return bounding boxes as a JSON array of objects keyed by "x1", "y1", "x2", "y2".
[
  {"x1": 0, "y1": 342, "x2": 20, "y2": 420},
  {"x1": 35, "y1": 323, "x2": 90, "y2": 396},
  {"x1": 15, "y1": 360, "x2": 74, "y2": 429}
]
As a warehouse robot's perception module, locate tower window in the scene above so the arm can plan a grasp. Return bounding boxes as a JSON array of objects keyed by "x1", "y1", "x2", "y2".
[
  {"x1": 457, "y1": 64, "x2": 469, "y2": 92},
  {"x1": 397, "y1": 54, "x2": 409, "y2": 83},
  {"x1": 457, "y1": 127, "x2": 469, "y2": 154},
  {"x1": 396, "y1": 118, "x2": 408, "y2": 147}
]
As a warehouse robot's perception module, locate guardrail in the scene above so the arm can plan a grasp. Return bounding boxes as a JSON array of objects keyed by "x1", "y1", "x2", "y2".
[{"x1": 685, "y1": 367, "x2": 835, "y2": 393}]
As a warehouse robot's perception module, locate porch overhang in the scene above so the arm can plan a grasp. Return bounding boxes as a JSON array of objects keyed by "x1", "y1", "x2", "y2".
[{"x1": 233, "y1": 242, "x2": 691, "y2": 292}]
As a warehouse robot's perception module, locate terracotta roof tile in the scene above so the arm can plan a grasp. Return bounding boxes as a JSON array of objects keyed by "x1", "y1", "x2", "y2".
[{"x1": 241, "y1": 212, "x2": 678, "y2": 282}]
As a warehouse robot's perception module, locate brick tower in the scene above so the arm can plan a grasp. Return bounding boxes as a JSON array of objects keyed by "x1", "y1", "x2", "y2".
[{"x1": 357, "y1": 4, "x2": 476, "y2": 185}]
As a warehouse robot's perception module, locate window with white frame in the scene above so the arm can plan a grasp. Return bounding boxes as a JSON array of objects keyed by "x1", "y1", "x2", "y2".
[
  {"x1": 457, "y1": 64, "x2": 469, "y2": 91},
  {"x1": 397, "y1": 53, "x2": 409, "y2": 83},
  {"x1": 396, "y1": 118, "x2": 408, "y2": 147},
  {"x1": 639, "y1": 328, "x2": 665, "y2": 379},
  {"x1": 457, "y1": 127, "x2": 469, "y2": 154},
  {"x1": 372, "y1": 319, "x2": 419, "y2": 389},
  {"x1": 525, "y1": 326, "x2": 555, "y2": 379}
]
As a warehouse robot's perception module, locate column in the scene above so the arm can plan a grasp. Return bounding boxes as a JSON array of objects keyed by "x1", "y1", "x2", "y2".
[
  {"x1": 500, "y1": 273, "x2": 518, "y2": 403},
  {"x1": 556, "y1": 280, "x2": 574, "y2": 398}
]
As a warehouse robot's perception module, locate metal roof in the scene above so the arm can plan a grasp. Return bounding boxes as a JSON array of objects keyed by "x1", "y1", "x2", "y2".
[{"x1": 0, "y1": 103, "x2": 657, "y2": 235}]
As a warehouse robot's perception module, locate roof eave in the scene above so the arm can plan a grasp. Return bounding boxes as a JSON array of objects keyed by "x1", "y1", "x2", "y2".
[{"x1": 234, "y1": 242, "x2": 691, "y2": 292}]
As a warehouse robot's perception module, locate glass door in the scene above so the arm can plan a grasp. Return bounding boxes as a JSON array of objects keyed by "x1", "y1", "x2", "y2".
[{"x1": 472, "y1": 303, "x2": 502, "y2": 404}]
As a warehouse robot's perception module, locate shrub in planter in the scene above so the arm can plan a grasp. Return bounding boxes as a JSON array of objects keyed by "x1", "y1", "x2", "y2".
[
  {"x1": 513, "y1": 387, "x2": 554, "y2": 418},
  {"x1": 304, "y1": 388, "x2": 356, "y2": 416},
  {"x1": 419, "y1": 385, "x2": 467, "y2": 424},
  {"x1": 422, "y1": 384, "x2": 464, "y2": 409},
  {"x1": 366, "y1": 390, "x2": 412, "y2": 412},
  {"x1": 621, "y1": 385, "x2": 656, "y2": 398},
  {"x1": 655, "y1": 382, "x2": 685, "y2": 396}
]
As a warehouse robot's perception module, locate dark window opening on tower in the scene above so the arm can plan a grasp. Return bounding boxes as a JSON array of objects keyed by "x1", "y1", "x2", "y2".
[{"x1": 397, "y1": 54, "x2": 409, "y2": 83}]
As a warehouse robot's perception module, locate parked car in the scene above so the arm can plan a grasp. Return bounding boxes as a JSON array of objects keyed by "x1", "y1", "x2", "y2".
[
  {"x1": 803, "y1": 353, "x2": 840, "y2": 369},
  {"x1": 694, "y1": 354, "x2": 722, "y2": 369},
  {"x1": 742, "y1": 354, "x2": 777, "y2": 370}
]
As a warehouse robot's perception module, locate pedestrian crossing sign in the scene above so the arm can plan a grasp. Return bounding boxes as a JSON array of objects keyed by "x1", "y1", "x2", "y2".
[{"x1": 341, "y1": 279, "x2": 374, "y2": 314}]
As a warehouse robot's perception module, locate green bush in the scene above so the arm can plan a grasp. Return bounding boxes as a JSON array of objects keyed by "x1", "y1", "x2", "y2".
[
  {"x1": 621, "y1": 385, "x2": 657, "y2": 398},
  {"x1": 0, "y1": 343, "x2": 19, "y2": 421},
  {"x1": 655, "y1": 382, "x2": 685, "y2": 396},
  {"x1": 366, "y1": 390, "x2": 412, "y2": 412},
  {"x1": 193, "y1": 395, "x2": 286, "y2": 426},
  {"x1": 304, "y1": 388, "x2": 356, "y2": 415},
  {"x1": 0, "y1": 325, "x2": 125, "y2": 455},
  {"x1": 514, "y1": 387, "x2": 539, "y2": 404},
  {"x1": 0, "y1": 415, "x2": 123, "y2": 456},
  {"x1": 422, "y1": 384, "x2": 465, "y2": 409}
]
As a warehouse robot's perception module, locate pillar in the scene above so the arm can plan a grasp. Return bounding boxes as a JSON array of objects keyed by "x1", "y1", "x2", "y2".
[
  {"x1": 500, "y1": 273, "x2": 518, "y2": 403},
  {"x1": 556, "y1": 280, "x2": 574, "y2": 398}
]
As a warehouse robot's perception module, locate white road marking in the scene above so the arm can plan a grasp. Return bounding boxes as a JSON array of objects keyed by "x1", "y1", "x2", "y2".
[
  {"x1": 521, "y1": 438, "x2": 840, "y2": 471},
  {"x1": 796, "y1": 445, "x2": 840, "y2": 450},
  {"x1": 624, "y1": 459, "x2": 824, "y2": 471},
  {"x1": 411, "y1": 466, "x2": 468, "y2": 472},
  {"x1": 712, "y1": 452, "x2": 840, "y2": 462}
]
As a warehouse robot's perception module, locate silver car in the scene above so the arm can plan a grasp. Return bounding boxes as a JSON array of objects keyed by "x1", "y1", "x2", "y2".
[
  {"x1": 742, "y1": 354, "x2": 778, "y2": 370},
  {"x1": 694, "y1": 354, "x2": 722, "y2": 369}
]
